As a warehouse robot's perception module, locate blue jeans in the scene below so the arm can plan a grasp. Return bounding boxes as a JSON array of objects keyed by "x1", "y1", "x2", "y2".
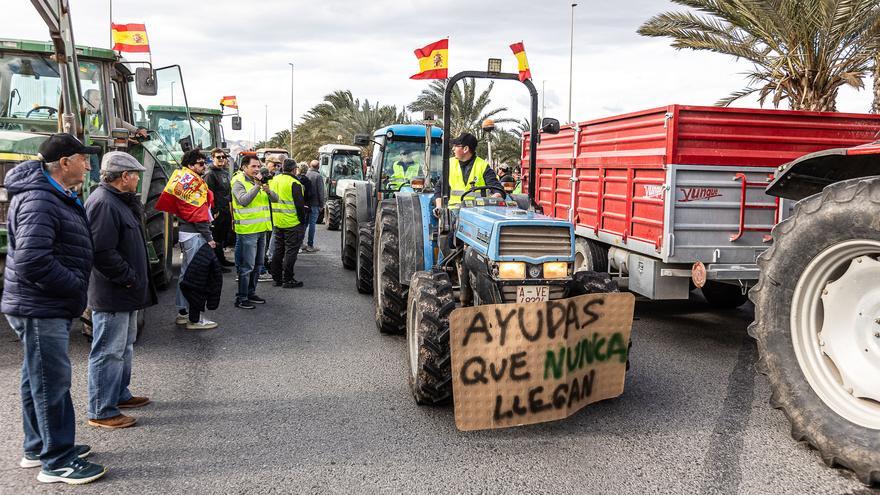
[
  {"x1": 306, "y1": 208, "x2": 320, "y2": 248},
  {"x1": 235, "y1": 232, "x2": 265, "y2": 303},
  {"x1": 176, "y1": 235, "x2": 206, "y2": 313},
  {"x1": 87, "y1": 311, "x2": 137, "y2": 420},
  {"x1": 7, "y1": 315, "x2": 77, "y2": 469}
]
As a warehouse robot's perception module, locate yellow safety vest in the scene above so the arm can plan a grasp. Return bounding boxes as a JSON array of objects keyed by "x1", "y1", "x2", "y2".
[
  {"x1": 392, "y1": 160, "x2": 420, "y2": 180},
  {"x1": 231, "y1": 172, "x2": 272, "y2": 234},
  {"x1": 448, "y1": 156, "x2": 489, "y2": 205},
  {"x1": 268, "y1": 173, "x2": 302, "y2": 229}
]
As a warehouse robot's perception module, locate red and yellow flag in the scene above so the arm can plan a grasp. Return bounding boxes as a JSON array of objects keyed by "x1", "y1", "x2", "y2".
[
  {"x1": 155, "y1": 168, "x2": 214, "y2": 223},
  {"x1": 111, "y1": 23, "x2": 150, "y2": 53},
  {"x1": 220, "y1": 96, "x2": 238, "y2": 109},
  {"x1": 410, "y1": 39, "x2": 448, "y2": 80},
  {"x1": 510, "y1": 42, "x2": 531, "y2": 82}
]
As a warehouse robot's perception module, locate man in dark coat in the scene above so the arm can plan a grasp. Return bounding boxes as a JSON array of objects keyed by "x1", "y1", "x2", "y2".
[
  {"x1": 204, "y1": 148, "x2": 234, "y2": 267},
  {"x1": 1, "y1": 133, "x2": 107, "y2": 485},
  {"x1": 84, "y1": 152, "x2": 158, "y2": 430}
]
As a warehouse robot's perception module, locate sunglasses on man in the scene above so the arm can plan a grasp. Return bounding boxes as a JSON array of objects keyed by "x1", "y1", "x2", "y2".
[{"x1": 214, "y1": 155, "x2": 228, "y2": 159}]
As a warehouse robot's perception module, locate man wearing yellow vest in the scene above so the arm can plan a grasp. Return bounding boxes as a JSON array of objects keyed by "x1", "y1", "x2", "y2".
[
  {"x1": 269, "y1": 159, "x2": 307, "y2": 288},
  {"x1": 389, "y1": 149, "x2": 420, "y2": 189},
  {"x1": 436, "y1": 132, "x2": 503, "y2": 209},
  {"x1": 231, "y1": 155, "x2": 279, "y2": 309}
]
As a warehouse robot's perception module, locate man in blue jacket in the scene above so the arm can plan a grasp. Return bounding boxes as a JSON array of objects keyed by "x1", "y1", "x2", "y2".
[{"x1": 2, "y1": 133, "x2": 108, "y2": 485}]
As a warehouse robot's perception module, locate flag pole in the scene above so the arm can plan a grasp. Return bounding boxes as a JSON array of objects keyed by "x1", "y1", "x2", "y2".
[{"x1": 109, "y1": 0, "x2": 113, "y2": 49}]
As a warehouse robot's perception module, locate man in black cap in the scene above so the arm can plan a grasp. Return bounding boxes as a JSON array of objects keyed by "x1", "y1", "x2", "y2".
[
  {"x1": 2, "y1": 133, "x2": 108, "y2": 484},
  {"x1": 439, "y1": 132, "x2": 503, "y2": 207},
  {"x1": 85, "y1": 151, "x2": 157, "y2": 431}
]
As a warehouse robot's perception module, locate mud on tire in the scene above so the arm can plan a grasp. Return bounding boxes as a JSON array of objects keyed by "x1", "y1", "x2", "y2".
[
  {"x1": 750, "y1": 177, "x2": 880, "y2": 486},
  {"x1": 356, "y1": 224, "x2": 373, "y2": 294},
  {"x1": 341, "y1": 190, "x2": 357, "y2": 270},
  {"x1": 407, "y1": 271, "x2": 455, "y2": 405},
  {"x1": 326, "y1": 198, "x2": 342, "y2": 231},
  {"x1": 373, "y1": 199, "x2": 407, "y2": 334}
]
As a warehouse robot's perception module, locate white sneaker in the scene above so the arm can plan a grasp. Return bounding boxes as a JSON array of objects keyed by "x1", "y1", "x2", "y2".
[
  {"x1": 175, "y1": 314, "x2": 188, "y2": 325},
  {"x1": 186, "y1": 318, "x2": 218, "y2": 330},
  {"x1": 258, "y1": 272, "x2": 274, "y2": 282}
]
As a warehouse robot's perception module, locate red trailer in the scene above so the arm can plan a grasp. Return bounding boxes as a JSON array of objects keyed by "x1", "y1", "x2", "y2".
[{"x1": 524, "y1": 105, "x2": 880, "y2": 306}]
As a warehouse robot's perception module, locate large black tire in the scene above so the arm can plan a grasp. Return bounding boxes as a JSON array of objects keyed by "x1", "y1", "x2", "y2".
[
  {"x1": 326, "y1": 198, "x2": 342, "y2": 231},
  {"x1": 145, "y1": 165, "x2": 173, "y2": 290},
  {"x1": 750, "y1": 177, "x2": 880, "y2": 486},
  {"x1": 373, "y1": 199, "x2": 407, "y2": 334},
  {"x1": 356, "y1": 224, "x2": 374, "y2": 294},
  {"x1": 700, "y1": 281, "x2": 748, "y2": 309},
  {"x1": 341, "y1": 190, "x2": 357, "y2": 270},
  {"x1": 574, "y1": 237, "x2": 608, "y2": 272},
  {"x1": 406, "y1": 271, "x2": 455, "y2": 405}
]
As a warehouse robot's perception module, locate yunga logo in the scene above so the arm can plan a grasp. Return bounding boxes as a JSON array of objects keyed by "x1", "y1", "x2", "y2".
[
  {"x1": 643, "y1": 184, "x2": 666, "y2": 199},
  {"x1": 679, "y1": 187, "x2": 722, "y2": 202}
]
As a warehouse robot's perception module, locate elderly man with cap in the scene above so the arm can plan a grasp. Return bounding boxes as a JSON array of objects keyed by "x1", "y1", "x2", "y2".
[
  {"x1": 2, "y1": 133, "x2": 107, "y2": 484},
  {"x1": 435, "y1": 132, "x2": 503, "y2": 209},
  {"x1": 84, "y1": 152, "x2": 157, "y2": 430}
]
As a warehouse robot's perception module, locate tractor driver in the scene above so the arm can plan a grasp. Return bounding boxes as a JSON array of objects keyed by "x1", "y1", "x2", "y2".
[
  {"x1": 389, "y1": 149, "x2": 420, "y2": 188},
  {"x1": 84, "y1": 89, "x2": 148, "y2": 138},
  {"x1": 434, "y1": 132, "x2": 503, "y2": 209}
]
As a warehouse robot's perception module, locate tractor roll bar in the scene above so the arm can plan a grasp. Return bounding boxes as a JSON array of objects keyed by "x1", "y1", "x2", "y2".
[{"x1": 441, "y1": 71, "x2": 539, "y2": 208}]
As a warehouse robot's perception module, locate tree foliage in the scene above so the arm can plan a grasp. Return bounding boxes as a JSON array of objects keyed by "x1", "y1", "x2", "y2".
[{"x1": 638, "y1": 0, "x2": 880, "y2": 111}]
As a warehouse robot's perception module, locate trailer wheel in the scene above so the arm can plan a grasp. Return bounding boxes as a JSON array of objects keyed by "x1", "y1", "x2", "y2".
[
  {"x1": 145, "y1": 165, "x2": 173, "y2": 290},
  {"x1": 326, "y1": 198, "x2": 342, "y2": 231},
  {"x1": 701, "y1": 281, "x2": 748, "y2": 309},
  {"x1": 750, "y1": 177, "x2": 880, "y2": 486},
  {"x1": 341, "y1": 190, "x2": 358, "y2": 269},
  {"x1": 373, "y1": 200, "x2": 407, "y2": 334},
  {"x1": 356, "y1": 224, "x2": 374, "y2": 294},
  {"x1": 574, "y1": 238, "x2": 608, "y2": 272},
  {"x1": 407, "y1": 270, "x2": 455, "y2": 405}
]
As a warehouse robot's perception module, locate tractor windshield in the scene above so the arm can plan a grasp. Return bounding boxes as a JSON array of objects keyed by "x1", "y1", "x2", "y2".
[
  {"x1": 0, "y1": 53, "x2": 106, "y2": 134},
  {"x1": 331, "y1": 152, "x2": 363, "y2": 180},
  {"x1": 379, "y1": 137, "x2": 442, "y2": 190}
]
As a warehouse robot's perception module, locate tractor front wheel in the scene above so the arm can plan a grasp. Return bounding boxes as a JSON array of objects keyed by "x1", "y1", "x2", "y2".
[
  {"x1": 145, "y1": 165, "x2": 173, "y2": 290},
  {"x1": 341, "y1": 190, "x2": 358, "y2": 269},
  {"x1": 326, "y1": 198, "x2": 342, "y2": 231},
  {"x1": 356, "y1": 224, "x2": 374, "y2": 294},
  {"x1": 373, "y1": 200, "x2": 407, "y2": 334},
  {"x1": 406, "y1": 270, "x2": 455, "y2": 405}
]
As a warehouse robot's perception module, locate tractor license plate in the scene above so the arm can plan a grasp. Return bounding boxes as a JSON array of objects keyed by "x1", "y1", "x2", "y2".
[{"x1": 516, "y1": 285, "x2": 550, "y2": 303}]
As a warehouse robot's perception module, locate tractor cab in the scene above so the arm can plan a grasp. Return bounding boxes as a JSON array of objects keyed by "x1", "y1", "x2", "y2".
[
  {"x1": 143, "y1": 105, "x2": 224, "y2": 161},
  {"x1": 365, "y1": 125, "x2": 443, "y2": 196}
]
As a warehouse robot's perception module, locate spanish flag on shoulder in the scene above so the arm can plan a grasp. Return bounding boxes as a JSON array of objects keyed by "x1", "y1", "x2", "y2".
[
  {"x1": 155, "y1": 168, "x2": 214, "y2": 223},
  {"x1": 410, "y1": 39, "x2": 448, "y2": 80},
  {"x1": 510, "y1": 41, "x2": 531, "y2": 82},
  {"x1": 111, "y1": 23, "x2": 150, "y2": 53}
]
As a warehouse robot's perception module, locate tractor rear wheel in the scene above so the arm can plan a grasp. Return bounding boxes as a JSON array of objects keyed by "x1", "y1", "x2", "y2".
[
  {"x1": 750, "y1": 177, "x2": 880, "y2": 486},
  {"x1": 356, "y1": 224, "x2": 374, "y2": 294},
  {"x1": 326, "y1": 198, "x2": 342, "y2": 231},
  {"x1": 701, "y1": 281, "x2": 748, "y2": 309},
  {"x1": 145, "y1": 164, "x2": 173, "y2": 290},
  {"x1": 406, "y1": 270, "x2": 455, "y2": 405},
  {"x1": 373, "y1": 199, "x2": 407, "y2": 334},
  {"x1": 341, "y1": 190, "x2": 357, "y2": 270}
]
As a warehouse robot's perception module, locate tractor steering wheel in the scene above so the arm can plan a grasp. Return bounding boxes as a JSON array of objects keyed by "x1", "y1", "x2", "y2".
[
  {"x1": 25, "y1": 106, "x2": 58, "y2": 118},
  {"x1": 460, "y1": 185, "x2": 507, "y2": 202}
]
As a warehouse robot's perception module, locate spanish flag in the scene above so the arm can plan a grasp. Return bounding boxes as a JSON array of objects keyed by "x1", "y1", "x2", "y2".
[
  {"x1": 220, "y1": 96, "x2": 238, "y2": 109},
  {"x1": 510, "y1": 42, "x2": 531, "y2": 82},
  {"x1": 111, "y1": 23, "x2": 150, "y2": 53},
  {"x1": 410, "y1": 39, "x2": 448, "y2": 80},
  {"x1": 155, "y1": 168, "x2": 214, "y2": 223}
]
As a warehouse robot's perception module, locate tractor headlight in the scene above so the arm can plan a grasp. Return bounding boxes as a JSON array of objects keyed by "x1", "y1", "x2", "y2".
[
  {"x1": 497, "y1": 262, "x2": 526, "y2": 279},
  {"x1": 543, "y1": 261, "x2": 569, "y2": 279}
]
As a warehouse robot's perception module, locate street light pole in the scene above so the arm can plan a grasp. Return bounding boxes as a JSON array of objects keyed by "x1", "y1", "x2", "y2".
[
  {"x1": 568, "y1": 3, "x2": 577, "y2": 124},
  {"x1": 289, "y1": 62, "x2": 294, "y2": 156},
  {"x1": 541, "y1": 79, "x2": 546, "y2": 120},
  {"x1": 264, "y1": 104, "x2": 268, "y2": 144}
]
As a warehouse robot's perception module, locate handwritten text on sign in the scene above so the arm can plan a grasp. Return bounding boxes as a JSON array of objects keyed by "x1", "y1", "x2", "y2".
[{"x1": 449, "y1": 292, "x2": 635, "y2": 431}]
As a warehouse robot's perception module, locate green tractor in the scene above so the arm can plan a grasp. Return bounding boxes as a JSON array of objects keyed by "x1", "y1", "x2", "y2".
[
  {"x1": 0, "y1": 1, "x2": 200, "y2": 291},
  {"x1": 139, "y1": 105, "x2": 227, "y2": 160}
]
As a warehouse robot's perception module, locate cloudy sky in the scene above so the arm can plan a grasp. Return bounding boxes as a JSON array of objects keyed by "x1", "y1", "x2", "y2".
[{"x1": 6, "y1": 0, "x2": 874, "y2": 143}]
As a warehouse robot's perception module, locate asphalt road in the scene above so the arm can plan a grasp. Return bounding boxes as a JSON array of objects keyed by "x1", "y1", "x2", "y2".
[{"x1": 0, "y1": 228, "x2": 875, "y2": 494}]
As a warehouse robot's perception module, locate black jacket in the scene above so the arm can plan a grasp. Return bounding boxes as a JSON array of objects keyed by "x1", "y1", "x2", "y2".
[
  {"x1": 85, "y1": 183, "x2": 158, "y2": 312},
  {"x1": 204, "y1": 167, "x2": 232, "y2": 213},
  {"x1": 1, "y1": 160, "x2": 94, "y2": 319},
  {"x1": 296, "y1": 173, "x2": 313, "y2": 209},
  {"x1": 180, "y1": 243, "x2": 223, "y2": 312}
]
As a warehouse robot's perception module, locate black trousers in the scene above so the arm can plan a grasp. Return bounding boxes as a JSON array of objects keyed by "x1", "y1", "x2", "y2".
[
  {"x1": 212, "y1": 209, "x2": 232, "y2": 260},
  {"x1": 271, "y1": 224, "x2": 306, "y2": 283}
]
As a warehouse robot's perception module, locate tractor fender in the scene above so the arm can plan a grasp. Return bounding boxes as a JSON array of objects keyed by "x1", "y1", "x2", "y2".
[
  {"x1": 396, "y1": 192, "x2": 434, "y2": 286},
  {"x1": 767, "y1": 145, "x2": 880, "y2": 201}
]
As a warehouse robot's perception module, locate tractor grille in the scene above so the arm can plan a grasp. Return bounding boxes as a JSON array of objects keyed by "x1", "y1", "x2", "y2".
[
  {"x1": 0, "y1": 160, "x2": 17, "y2": 225},
  {"x1": 498, "y1": 225, "x2": 571, "y2": 258},
  {"x1": 500, "y1": 285, "x2": 567, "y2": 303}
]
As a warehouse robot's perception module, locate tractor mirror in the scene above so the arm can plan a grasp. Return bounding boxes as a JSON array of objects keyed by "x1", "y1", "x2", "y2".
[
  {"x1": 231, "y1": 116, "x2": 242, "y2": 131},
  {"x1": 135, "y1": 68, "x2": 157, "y2": 96},
  {"x1": 541, "y1": 118, "x2": 561, "y2": 135},
  {"x1": 353, "y1": 134, "x2": 370, "y2": 146},
  {"x1": 179, "y1": 136, "x2": 193, "y2": 153}
]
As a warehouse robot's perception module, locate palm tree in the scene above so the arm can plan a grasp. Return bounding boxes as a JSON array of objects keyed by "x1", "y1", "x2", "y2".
[
  {"x1": 638, "y1": 0, "x2": 880, "y2": 111},
  {"x1": 409, "y1": 79, "x2": 516, "y2": 141}
]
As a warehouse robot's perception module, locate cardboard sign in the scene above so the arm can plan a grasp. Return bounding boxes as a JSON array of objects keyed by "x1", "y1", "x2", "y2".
[{"x1": 449, "y1": 292, "x2": 635, "y2": 431}]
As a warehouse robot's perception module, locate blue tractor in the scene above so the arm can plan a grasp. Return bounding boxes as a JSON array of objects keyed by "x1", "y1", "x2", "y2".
[{"x1": 369, "y1": 69, "x2": 618, "y2": 404}]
